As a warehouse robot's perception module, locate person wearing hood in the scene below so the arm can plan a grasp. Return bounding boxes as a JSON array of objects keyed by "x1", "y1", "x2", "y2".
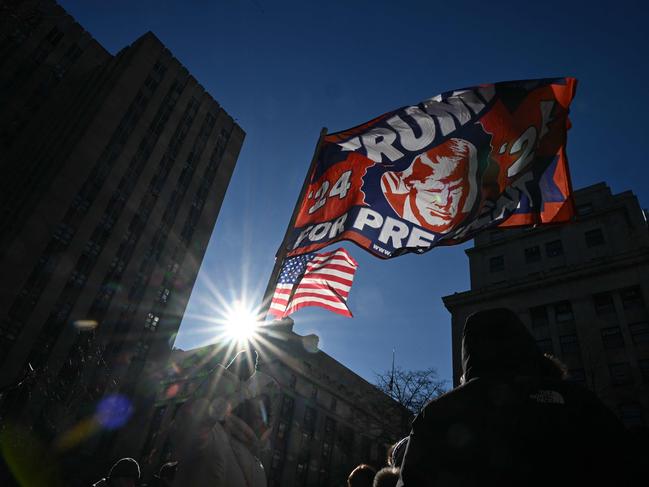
[{"x1": 397, "y1": 308, "x2": 634, "y2": 487}]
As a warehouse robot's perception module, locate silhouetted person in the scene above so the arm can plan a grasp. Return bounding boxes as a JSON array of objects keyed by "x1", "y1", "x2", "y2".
[
  {"x1": 92, "y1": 457, "x2": 140, "y2": 487},
  {"x1": 374, "y1": 467, "x2": 400, "y2": 487},
  {"x1": 387, "y1": 437, "x2": 408, "y2": 468},
  {"x1": 170, "y1": 349, "x2": 278, "y2": 487},
  {"x1": 398, "y1": 308, "x2": 633, "y2": 487},
  {"x1": 347, "y1": 464, "x2": 376, "y2": 487}
]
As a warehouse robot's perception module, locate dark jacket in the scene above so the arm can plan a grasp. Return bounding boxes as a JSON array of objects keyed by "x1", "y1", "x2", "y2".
[{"x1": 398, "y1": 308, "x2": 633, "y2": 487}]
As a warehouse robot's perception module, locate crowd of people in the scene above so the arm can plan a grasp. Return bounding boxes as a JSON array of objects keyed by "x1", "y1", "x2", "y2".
[
  {"x1": 346, "y1": 435, "x2": 407, "y2": 487},
  {"x1": 89, "y1": 308, "x2": 646, "y2": 486}
]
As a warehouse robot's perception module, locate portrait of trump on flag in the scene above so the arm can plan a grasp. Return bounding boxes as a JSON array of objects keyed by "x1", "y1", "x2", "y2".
[{"x1": 380, "y1": 137, "x2": 479, "y2": 234}]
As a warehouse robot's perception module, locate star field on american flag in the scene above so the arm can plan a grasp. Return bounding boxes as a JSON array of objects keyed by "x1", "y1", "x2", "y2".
[
  {"x1": 269, "y1": 248, "x2": 358, "y2": 318},
  {"x1": 278, "y1": 254, "x2": 315, "y2": 285}
]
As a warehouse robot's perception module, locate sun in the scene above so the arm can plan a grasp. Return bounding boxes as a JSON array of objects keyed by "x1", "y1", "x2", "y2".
[{"x1": 224, "y1": 301, "x2": 260, "y2": 343}]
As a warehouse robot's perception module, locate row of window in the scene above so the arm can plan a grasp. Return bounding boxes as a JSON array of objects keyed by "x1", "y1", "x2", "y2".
[
  {"x1": 110, "y1": 93, "x2": 202, "y2": 355},
  {"x1": 489, "y1": 229, "x2": 606, "y2": 272},
  {"x1": 530, "y1": 286, "x2": 646, "y2": 329},
  {"x1": 1, "y1": 61, "x2": 167, "y2": 362},
  {"x1": 569, "y1": 360, "x2": 649, "y2": 388},
  {"x1": 601, "y1": 322, "x2": 649, "y2": 349},
  {"x1": 130, "y1": 103, "x2": 217, "y2": 346},
  {"x1": 53, "y1": 78, "x2": 197, "y2": 395},
  {"x1": 40, "y1": 67, "x2": 187, "y2": 389}
]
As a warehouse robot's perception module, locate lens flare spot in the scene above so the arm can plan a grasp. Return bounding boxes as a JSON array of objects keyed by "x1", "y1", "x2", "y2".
[
  {"x1": 73, "y1": 319, "x2": 98, "y2": 331},
  {"x1": 54, "y1": 418, "x2": 100, "y2": 451},
  {"x1": 224, "y1": 301, "x2": 260, "y2": 344},
  {"x1": 0, "y1": 423, "x2": 61, "y2": 485},
  {"x1": 95, "y1": 394, "x2": 133, "y2": 430},
  {"x1": 165, "y1": 383, "x2": 181, "y2": 399}
]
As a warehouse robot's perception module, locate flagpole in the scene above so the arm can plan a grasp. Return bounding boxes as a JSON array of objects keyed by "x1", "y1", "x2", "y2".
[
  {"x1": 389, "y1": 348, "x2": 396, "y2": 394},
  {"x1": 260, "y1": 127, "x2": 328, "y2": 320}
]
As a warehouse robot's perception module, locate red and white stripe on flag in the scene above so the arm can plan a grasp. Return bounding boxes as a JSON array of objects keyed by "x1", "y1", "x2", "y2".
[{"x1": 269, "y1": 248, "x2": 358, "y2": 318}]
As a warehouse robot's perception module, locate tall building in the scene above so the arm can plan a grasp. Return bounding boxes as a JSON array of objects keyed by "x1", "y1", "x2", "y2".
[
  {"x1": 0, "y1": 0, "x2": 244, "y2": 441},
  {"x1": 130, "y1": 320, "x2": 411, "y2": 487},
  {"x1": 443, "y1": 183, "x2": 649, "y2": 429}
]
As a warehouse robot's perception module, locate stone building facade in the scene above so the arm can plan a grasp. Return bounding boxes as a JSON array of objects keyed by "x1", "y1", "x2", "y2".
[
  {"x1": 443, "y1": 183, "x2": 649, "y2": 428},
  {"x1": 133, "y1": 320, "x2": 412, "y2": 487},
  {"x1": 0, "y1": 0, "x2": 244, "y2": 467}
]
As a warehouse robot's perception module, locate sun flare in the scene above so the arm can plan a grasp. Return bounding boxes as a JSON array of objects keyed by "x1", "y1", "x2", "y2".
[{"x1": 224, "y1": 301, "x2": 260, "y2": 343}]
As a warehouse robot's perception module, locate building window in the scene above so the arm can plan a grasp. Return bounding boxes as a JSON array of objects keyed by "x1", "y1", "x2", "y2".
[
  {"x1": 629, "y1": 321, "x2": 649, "y2": 345},
  {"x1": 311, "y1": 386, "x2": 318, "y2": 400},
  {"x1": 303, "y1": 406, "x2": 317, "y2": 439},
  {"x1": 609, "y1": 362, "x2": 632, "y2": 386},
  {"x1": 619, "y1": 403, "x2": 645, "y2": 428},
  {"x1": 295, "y1": 458, "x2": 308, "y2": 484},
  {"x1": 133, "y1": 340, "x2": 150, "y2": 362},
  {"x1": 158, "y1": 287, "x2": 171, "y2": 304},
  {"x1": 530, "y1": 306, "x2": 549, "y2": 328},
  {"x1": 536, "y1": 338, "x2": 554, "y2": 354},
  {"x1": 145, "y1": 312, "x2": 160, "y2": 331},
  {"x1": 276, "y1": 420, "x2": 289, "y2": 440},
  {"x1": 559, "y1": 334, "x2": 580, "y2": 355},
  {"x1": 280, "y1": 395, "x2": 294, "y2": 421},
  {"x1": 584, "y1": 228, "x2": 605, "y2": 247},
  {"x1": 289, "y1": 374, "x2": 297, "y2": 389},
  {"x1": 321, "y1": 440, "x2": 332, "y2": 459},
  {"x1": 337, "y1": 425, "x2": 354, "y2": 457},
  {"x1": 489, "y1": 255, "x2": 504, "y2": 272},
  {"x1": 545, "y1": 240, "x2": 563, "y2": 257},
  {"x1": 524, "y1": 246, "x2": 541, "y2": 263},
  {"x1": 576, "y1": 202, "x2": 593, "y2": 216},
  {"x1": 601, "y1": 327, "x2": 625, "y2": 349},
  {"x1": 621, "y1": 286, "x2": 645, "y2": 310},
  {"x1": 593, "y1": 292, "x2": 616, "y2": 315},
  {"x1": 330, "y1": 397, "x2": 337, "y2": 412},
  {"x1": 84, "y1": 240, "x2": 101, "y2": 257},
  {"x1": 53, "y1": 223, "x2": 75, "y2": 245},
  {"x1": 554, "y1": 301, "x2": 574, "y2": 323},
  {"x1": 271, "y1": 449, "x2": 283, "y2": 469},
  {"x1": 324, "y1": 416, "x2": 336, "y2": 434}
]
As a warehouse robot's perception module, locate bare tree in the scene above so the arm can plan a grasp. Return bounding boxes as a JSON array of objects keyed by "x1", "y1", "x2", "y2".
[{"x1": 375, "y1": 366, "x2": 447, "y2": 415}]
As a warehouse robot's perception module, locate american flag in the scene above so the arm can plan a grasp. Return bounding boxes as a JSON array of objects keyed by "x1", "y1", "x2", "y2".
[{"x1": 269, "y1": 248, "x2": 358, "y2": 318}]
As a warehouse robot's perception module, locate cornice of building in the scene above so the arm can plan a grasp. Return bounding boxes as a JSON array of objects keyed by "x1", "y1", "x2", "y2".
[
  {"x1": 443, "y1": 246, "x2": 649, "y2": 310},
  {"x1": 260, "y1": 328, "x2": 409, "y2": 415},
  {"x1": 162, "y1": 324, "x2": 410, "y2": 419},
  {"x1": 466, "y1": 200, "x2": 645, "y2": 255}
]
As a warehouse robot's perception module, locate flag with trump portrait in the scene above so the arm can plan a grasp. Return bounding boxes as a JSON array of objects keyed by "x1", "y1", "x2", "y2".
[{"x1": 286, "y1": 78, "x2": 577, "y2": 259}]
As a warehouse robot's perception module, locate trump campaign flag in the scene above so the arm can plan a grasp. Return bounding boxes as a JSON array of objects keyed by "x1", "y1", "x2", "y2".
[
  {"x1": 269, "y1": 248, "x2": 358, "y2": 318},
  {"x1": 285, "y1": 78, "x2": 577, "y2": 259}
]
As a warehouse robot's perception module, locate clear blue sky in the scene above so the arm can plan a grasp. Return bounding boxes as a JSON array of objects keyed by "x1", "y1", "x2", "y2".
[{"x1": 62, "y1": 0, "x2": 649, "y2": 385}]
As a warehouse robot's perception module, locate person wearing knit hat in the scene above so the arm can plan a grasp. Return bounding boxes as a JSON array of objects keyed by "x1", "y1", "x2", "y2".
[
  {"x1": 92, "y1": 457, "x2": 140, "y2": 486},
  {"x1": 397, "y1": 308, "x2": 633, "y2": 487}
]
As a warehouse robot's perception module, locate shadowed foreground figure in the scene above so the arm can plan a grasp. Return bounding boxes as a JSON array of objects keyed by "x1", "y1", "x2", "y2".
[
  {"x1": 398, "y1": 308, "x2": 634, "y2": 487},
  {"x1": 374, "y1": 466, "x2": 400, "y2": 487},
  {"x1": 169, "y1": 350, "x2": 279, "y2": 487},
  {"x1": 348, "y1": 464, "x2": 377, "y2": 487}
]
